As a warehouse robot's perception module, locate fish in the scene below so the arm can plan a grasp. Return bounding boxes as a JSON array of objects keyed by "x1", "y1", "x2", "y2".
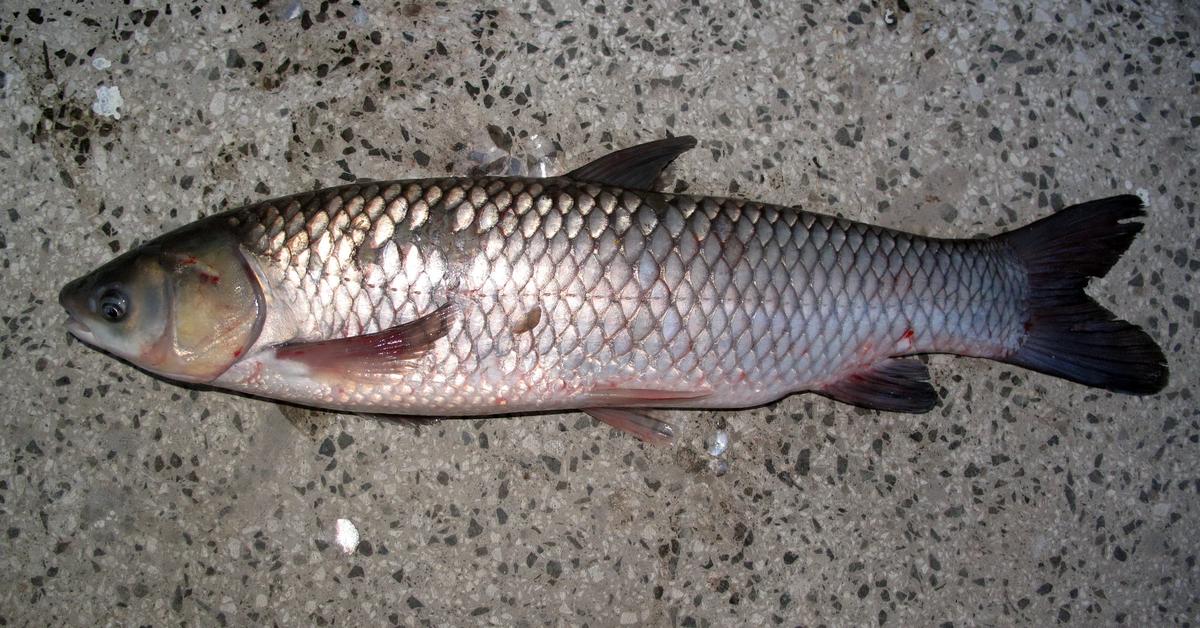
[{"x1": 59, "y1": 136, "x2": 1168, "y2": 444}]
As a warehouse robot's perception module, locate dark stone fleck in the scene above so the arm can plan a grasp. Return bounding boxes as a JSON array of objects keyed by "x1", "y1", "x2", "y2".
[
  {"x1": 795, "y1": 448, "x2": 810, "y2": 475},
  {"x1": 834, "y1": 127, "x2": 854, "y2": 147},
  {"x1": 318, "y1": 437, "x2": 335, "y2": 457}
]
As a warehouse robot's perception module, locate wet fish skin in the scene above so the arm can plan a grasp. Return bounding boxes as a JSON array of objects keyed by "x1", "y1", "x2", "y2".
[{"x1": 60, "y1": 137, "x2": 1168, "y2": 441}]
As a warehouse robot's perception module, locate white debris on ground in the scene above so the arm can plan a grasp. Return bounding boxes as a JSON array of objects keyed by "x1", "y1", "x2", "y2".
[
  {"x1": 91, "y1": 57, "x2": 111, "y2": 70},
  {"x1": 706, "y1": 430, "x2": 729, "y2": 457},
  {"x1": 352, "y1": 6, "x2": 369, "y2": 26},
  {"x1": 334, "y1": 518, "x2": 359, "y2": 554},
  {"x1": 91, "y1": 86, "x2": 123, "y2": 119},
  {"x1": 280, "y1": 0, "x2": 303, "y2": 21},
  {"x1": 706, "y1": 429, "x2": 730, "y2": 476}
]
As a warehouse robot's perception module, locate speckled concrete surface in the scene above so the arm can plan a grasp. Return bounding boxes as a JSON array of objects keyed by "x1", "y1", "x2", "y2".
[{"x1": 2, "y1": 1, "x2": 1197, "y2": 625}]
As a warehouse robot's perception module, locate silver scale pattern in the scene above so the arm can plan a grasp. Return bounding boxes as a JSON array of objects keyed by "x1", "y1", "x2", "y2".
[{"x1": 229, "y1": 178, "x2": 1029, "y2": 414}]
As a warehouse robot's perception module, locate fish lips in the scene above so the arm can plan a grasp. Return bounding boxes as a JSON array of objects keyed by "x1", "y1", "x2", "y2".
[{"x1": 59, "y1": 278, "x2": 97, "y2": 345}]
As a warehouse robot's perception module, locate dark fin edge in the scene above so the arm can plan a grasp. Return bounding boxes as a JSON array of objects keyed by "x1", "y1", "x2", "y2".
[
  {"x1": 821, "y1": 357, "x2": 938, "y2": 413},
  {"x1": 998, "y1": 195, "x2": 1168, "y2": 394},
  {"x1": 566, "y1": 136, "x2": 698, "y2": 191}
]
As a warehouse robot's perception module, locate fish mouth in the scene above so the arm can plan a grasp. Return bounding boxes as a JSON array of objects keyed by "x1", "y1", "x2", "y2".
[
  {"x1": 64, "y1": 313, "x2": 96, "y2": 344},
  {"x1": 60, "y1": 278, "x2": 96, "y2": 344}
]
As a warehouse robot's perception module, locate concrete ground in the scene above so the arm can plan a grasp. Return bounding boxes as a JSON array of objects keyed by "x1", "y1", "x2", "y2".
[{"x1": 2, "y1": 1, "x2": 1197, "y2": 625}]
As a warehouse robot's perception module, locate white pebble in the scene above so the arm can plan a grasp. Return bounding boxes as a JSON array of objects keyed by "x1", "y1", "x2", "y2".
[
  {"x1": 91, "y1": 86, "x2": 123, "y2": 119},
  {"x1": 91, "y1": 57, "x2": 111, "y2": 70},
  {"x1": 334, "y1": 518, "x2": 359, "y2": 554}
]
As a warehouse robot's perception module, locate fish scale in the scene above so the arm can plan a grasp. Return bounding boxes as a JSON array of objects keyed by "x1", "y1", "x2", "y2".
[{"x1": 219, "y1": 176, "x2": 1027, "y2": 414}]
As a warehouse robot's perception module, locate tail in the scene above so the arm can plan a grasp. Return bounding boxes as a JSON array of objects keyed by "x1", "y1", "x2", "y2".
[{"x1": 997, "y1": 195, "x2": 1168, "y2": 394}]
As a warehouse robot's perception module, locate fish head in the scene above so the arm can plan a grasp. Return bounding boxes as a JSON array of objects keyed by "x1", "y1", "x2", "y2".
[{"x1": 59, "y1": 221, "x2": 265, "y2": 384}]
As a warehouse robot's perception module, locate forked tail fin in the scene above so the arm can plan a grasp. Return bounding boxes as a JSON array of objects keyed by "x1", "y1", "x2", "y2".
[{"x1": 998, "y1": 195, "x2": 1168, "y2": 394}]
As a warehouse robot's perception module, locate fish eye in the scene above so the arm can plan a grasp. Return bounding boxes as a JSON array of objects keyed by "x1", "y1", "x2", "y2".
[{"x1": 98, "y1": 288, "x2": 129, "y2": 322}]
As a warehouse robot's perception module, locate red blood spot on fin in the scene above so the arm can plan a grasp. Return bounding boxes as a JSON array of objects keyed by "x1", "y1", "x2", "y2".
[
  {"x1": 180, "y1": 255, "x2": 198, "y2": 266},
  {"x1": 232, "y1": 349, "x2": 242, "y2": 358},
  {"x1": 274, "y1": 303, "x2": 457, "y2": 379},
  {"x1": 198, "y1": 271, "x2": 220, "y2": 285},
  {"x1": 584, "y1": 408, "x2": 675, "y2": 445},
  {"x1": 900, "y1": 328, "x2": 915, "y2": 341}
]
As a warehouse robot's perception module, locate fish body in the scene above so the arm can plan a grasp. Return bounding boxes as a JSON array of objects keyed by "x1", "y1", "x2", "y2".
[{"x1": 60, "y1": 137, "x2": 1168, "y2": 442}]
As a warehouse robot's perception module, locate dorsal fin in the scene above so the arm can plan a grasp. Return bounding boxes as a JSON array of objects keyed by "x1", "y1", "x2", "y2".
[{"x1": 565, "y1": 136, "x2": 697, "y2": 191}]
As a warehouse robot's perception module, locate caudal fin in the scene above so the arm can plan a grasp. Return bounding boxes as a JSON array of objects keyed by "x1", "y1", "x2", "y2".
[{"x1": 998, "y1": 195, "x2": 1168, "y2": 394}]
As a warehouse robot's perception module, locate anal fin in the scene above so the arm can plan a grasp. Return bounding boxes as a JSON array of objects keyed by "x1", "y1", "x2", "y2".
[
  {"x1": 821, "y1": 358, "x2": 937, "y2": 413},
  {"x1": 275, "y1": 303, "x2": 456, "y2": 379},
  {"x1": 584, "y1": 408, "x2": 675, "y2": 445}
]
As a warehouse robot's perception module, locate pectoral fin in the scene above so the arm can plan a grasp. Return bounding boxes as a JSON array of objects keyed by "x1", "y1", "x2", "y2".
[
  {"x1": 820, "y1": 357, "x2": 937, "y2": 413},
  {"x1": 275, "y1": 303, "x2": 456, "y2": 378}
]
